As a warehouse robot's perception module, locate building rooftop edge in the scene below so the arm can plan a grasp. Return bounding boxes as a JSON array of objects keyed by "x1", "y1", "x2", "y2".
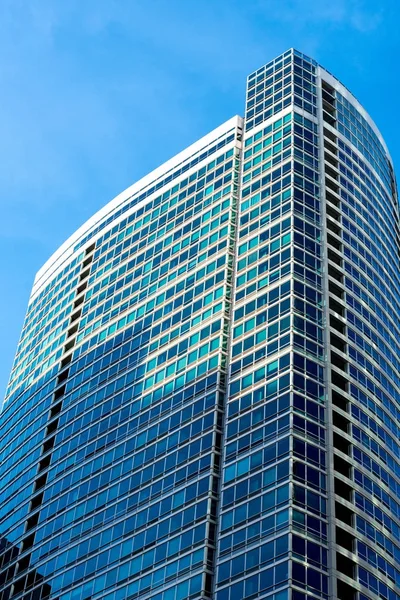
[
  {"x1": 31, "y1": 115, "x2": 243, "y2": 300},
  {"x1": 248, "y1": 48, "x2": 393, "y2": 165},
  {"x1": 30, "y1": 49, "x2": 395, "y2": 303}
]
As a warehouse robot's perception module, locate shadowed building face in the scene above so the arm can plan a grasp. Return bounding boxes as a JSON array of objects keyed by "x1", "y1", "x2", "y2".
[{"x1": 0, "y1": 49, "x2": 398, "y2": 600}]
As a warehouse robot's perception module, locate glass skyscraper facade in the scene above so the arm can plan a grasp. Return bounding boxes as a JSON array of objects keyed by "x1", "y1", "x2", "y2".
[{"x1": 0, "y1": 48, "x2": 399, "y2": 600}]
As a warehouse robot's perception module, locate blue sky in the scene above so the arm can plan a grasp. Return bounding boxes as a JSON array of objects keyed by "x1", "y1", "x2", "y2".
[{"x1": 1, "y1": 0, "x2": 399, "y2": 398}]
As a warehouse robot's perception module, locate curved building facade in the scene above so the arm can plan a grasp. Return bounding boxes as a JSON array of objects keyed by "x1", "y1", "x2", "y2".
[{"x1": 0, "y1": 49, "x2": 399, "y2": 600}]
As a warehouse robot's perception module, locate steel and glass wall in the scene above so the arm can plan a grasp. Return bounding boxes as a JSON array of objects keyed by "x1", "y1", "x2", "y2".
[
  {"x1": 0, "y1": 117, "x2": 243, "y2": 600},
  {"x1": 0, "y1": 49, "x2": 398, "y2": 600},
  {"x1": 320, "y1": 72, "x2": 400, "y2": 600},
  {"x1": 215, "y1": 50, "x2": 327, "y2": 600}
]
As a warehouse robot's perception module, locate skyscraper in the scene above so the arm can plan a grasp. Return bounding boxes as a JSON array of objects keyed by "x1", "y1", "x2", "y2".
[{"x1": 0, "y1": 47, "x2": 398, "y2": 600}]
